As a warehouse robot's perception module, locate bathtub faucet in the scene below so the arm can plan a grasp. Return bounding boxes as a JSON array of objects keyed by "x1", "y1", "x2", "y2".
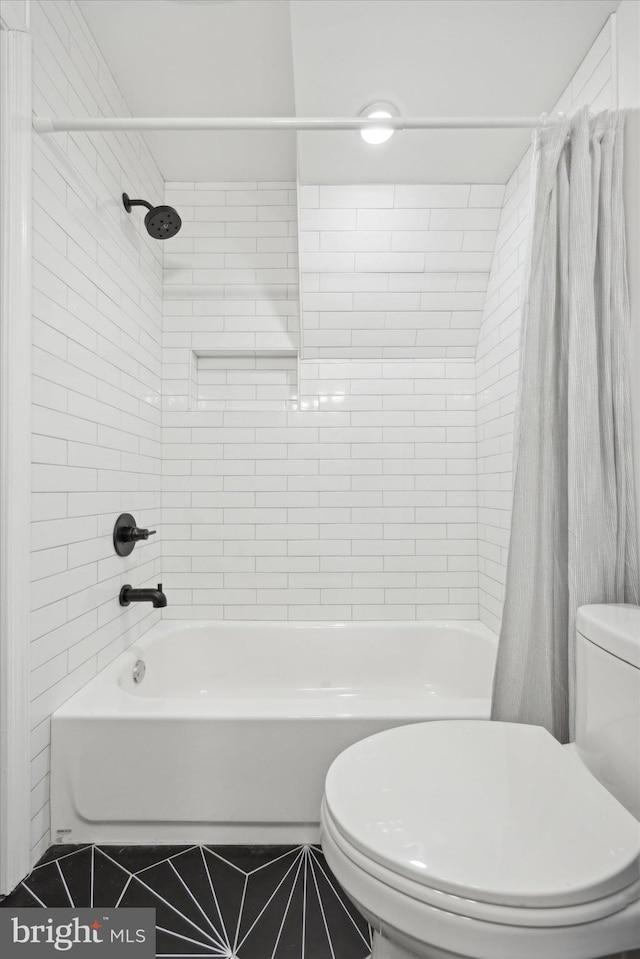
[{"x1": 119, "y1": 583, "x2": 167, "y2": 608}]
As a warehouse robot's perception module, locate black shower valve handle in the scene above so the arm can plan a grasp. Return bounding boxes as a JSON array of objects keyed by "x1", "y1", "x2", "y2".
[
  {"x1": 113, "y1": 513, "x2": 157, "y2": 556},
  {"x1": 124, "y1": 526, "x2": 157, "y2": 543}
]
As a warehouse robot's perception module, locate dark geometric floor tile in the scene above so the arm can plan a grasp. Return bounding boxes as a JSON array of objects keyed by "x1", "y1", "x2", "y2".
[
  {"x1": 1, "y1": 843, "x2": 372, "y2": 958},
  {"x1": 200, "y1": 847, "x2": 247, "y2": 950},
  {"x1": 308, "y1": 848, "x2": 371, "y2": 958},
  {"x1": 118, "y1": 873, "x2": 225, "y2": 954},
  {"x1": 171, "y1": 847, "x2": 232, "y2": 947},
  {"x1": 31, "y1": 844, "x2": 91, "y2": 868},
  {"x1": 270, "y1": 859, "x2": 305, "y2": 959},
  {"x1": 97, "y1": 845, "x2": 194, "y2": 876},
  {"x1": 92, "y1": 848, "x2": 132, "y2": 907},
  {"x1": 302, "y1": 856, "x2": 333, "y2": 958},
  {"x1": 235, "y1": 851, "x2": 304, "y2": 958},
  {"x1": 136, "y1": 860, "x2": 226, "y2": 948},
  {"x1": 57, "y1": 845, "x2": 94, "y2": 907},
  {"x1": 154, "y1": 926, "x2": 218, "y2": 956},
  {"x1": 0, "y1": 884, "x2": 46, "y2": 908},
  {"x1": 235, "y1": 848, "x2": 301, "y2": 947},
  {"x1": 205, "y1": 844, "x2": 296, "y2": 875},
  {"x1": 20, "y1": 862, "x2": 74, "y2": 907}
]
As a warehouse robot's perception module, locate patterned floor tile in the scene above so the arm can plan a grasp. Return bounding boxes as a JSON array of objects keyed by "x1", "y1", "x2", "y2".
[{"x1": 1, "y1": 844, "x2": 372, "y2": 958}]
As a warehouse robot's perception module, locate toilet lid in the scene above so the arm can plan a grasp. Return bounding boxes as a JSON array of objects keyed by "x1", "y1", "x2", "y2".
[{"x1": 324, "y1": 721, "x2": 640, "y2": 909}]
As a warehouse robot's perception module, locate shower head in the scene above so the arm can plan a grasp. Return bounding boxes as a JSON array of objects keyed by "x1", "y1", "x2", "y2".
[{"x1": 122, "y1": 193, "x2": 182, "y2": 239}]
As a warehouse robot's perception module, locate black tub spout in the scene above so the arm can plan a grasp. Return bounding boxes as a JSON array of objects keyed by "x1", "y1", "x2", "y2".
[{"x1": 119, "y1": 583, "x2": 167, "y2": 608}]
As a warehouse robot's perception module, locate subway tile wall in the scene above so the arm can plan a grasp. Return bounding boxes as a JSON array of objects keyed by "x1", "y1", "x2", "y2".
[
  {"x1": 163, "y1": 181, "x2": 300, "y2": 353},
  {"x1": 161, "y1": 358, "x2": 479, "y2": 622},
  {"x1": 298, "y1": 184, "x2": 504, "y2": 359},
  {"x1": 30, "y1": 0, "x2": 164, "y2": 862},
  {"x1": 476, "y1": 18, "x2": 615, "y2": 632},
  {"x1": 161, "y1": 184, "x2": 486, "y2": 621}
]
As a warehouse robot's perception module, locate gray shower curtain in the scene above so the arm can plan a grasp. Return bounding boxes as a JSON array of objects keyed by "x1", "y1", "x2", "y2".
[{"x1": 491, "y1": 107, "x2": 639, "y2": 743}]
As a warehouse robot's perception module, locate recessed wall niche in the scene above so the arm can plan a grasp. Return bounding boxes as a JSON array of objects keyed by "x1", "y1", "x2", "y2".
[{"x1": 190, "y1": 350, "x2": 299, "y2": 411}]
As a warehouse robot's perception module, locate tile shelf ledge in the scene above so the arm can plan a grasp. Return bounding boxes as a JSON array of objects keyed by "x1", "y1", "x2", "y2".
[
  {"x1": 189, "y1": 349, "x2": 300, "y2": 411},
  {"x1": 192, "y1": 348, "x2": 299, "y2": 358}
]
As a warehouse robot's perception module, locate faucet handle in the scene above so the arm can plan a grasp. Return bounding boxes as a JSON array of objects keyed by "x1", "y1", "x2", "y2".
[
  {"x1": 114, "y1": 513, "x2": 157, "y2": 556},
  {"x1": 130, "y1": 527, "x2": 156, "y2": 542},
  {"x1": 158, "y1": 583, "x2": 163, "y2": 592}
]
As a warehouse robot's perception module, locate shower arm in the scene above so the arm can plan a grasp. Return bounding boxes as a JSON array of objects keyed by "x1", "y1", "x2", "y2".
[{"x1": 122, "y1": 195, "x2": 153, "y2": 213}]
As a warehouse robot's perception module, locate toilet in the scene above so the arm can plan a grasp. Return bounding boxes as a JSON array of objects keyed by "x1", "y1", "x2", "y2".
[{"x1": 320, "y1": 604, "x2": 640, "y2": 959}]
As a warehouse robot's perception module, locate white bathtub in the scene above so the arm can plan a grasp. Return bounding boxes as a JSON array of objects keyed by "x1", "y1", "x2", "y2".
[{"x1": 51, "y1": 619, "x2": 497, "y2": 845}]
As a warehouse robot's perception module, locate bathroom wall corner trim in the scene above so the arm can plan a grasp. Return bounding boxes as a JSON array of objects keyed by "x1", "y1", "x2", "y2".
[{"x1": 0, "y1": 21, "x2": 33, "y2": 893}]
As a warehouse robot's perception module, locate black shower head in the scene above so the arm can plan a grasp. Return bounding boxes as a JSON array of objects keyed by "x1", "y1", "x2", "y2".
[{"x1": 122, "y1": 193, "x2": 182, "y2": 239}]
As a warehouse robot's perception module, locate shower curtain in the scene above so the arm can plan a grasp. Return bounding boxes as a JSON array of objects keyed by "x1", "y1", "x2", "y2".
[{"x1": 491, "y1": 107, "x2": 639, "y2": 743}]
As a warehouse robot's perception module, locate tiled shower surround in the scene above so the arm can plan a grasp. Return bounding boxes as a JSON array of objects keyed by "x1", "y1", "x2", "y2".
[
  {"x1": 160, "y1": 183, "x2": 502, "y2": 620},
  {"x1": 162, "y1": 355, "x2": 479, "y2": 622},
  {"x1": 29, "y1": 0, "x2": 164, "y2": 861},
  {"x1": 298, "y1": 183, "x2": 502, "y2": 360}
]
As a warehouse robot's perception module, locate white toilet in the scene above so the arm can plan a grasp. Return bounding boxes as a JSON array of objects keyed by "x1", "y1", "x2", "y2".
[{"x1": 320, "y1": 604, "x2": 640, "y2": 959}]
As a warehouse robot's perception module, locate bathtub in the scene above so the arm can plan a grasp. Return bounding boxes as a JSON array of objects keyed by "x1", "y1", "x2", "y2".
[{"x1": 51, "y1": 619, "x2": 497, "y2": 845}]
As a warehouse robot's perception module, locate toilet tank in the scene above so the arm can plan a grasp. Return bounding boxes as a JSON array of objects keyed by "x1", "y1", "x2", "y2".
[{"x1": 575, "y1": 604, "x2": 640, "y2": 819}]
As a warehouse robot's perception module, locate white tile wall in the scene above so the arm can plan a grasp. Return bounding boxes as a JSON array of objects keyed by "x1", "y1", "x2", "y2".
[
  {"x1": 476, "y1": 19, "x2": 615, "y2": 632},
  {"x1": 163, "y1": 181, "x2": 300, "y2": 355},
  {"x1": 30, "y1": 0, "x2": 164, "y2": 862},
  {"x1": 299, "y1": 184, "x2": 503, "y2": 359},
  {"x1": 162, "y1": 184, "x2": 479, "y2": 622},
  {"x1": 162, "y1": 182, "x2": 305, "y2": 619},
  {"x1": 162, "y1": 356, "x2": 479, "y2": 621}
]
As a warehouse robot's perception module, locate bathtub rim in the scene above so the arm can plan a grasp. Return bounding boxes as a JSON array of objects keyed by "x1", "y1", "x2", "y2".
[{"x1": 53, "y1": 618, "x2": 497, "y2": 721}]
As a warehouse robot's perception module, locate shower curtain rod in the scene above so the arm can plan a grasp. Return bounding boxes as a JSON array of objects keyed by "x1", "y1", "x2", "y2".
[{"x1": 32, "y1": 115, "x2": 546, "y2": 134}]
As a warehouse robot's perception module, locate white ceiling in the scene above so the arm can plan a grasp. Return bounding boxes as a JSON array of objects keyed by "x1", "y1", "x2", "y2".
[
  {"x1": 290, "y1": 0, "x2": 621, "y2": 182},
  {"x1": 78, "y1": 0, "x2": 297, "y2": 181},
  {"x1": 78, "y1": 0, "x2": 620, "y2": 184}
]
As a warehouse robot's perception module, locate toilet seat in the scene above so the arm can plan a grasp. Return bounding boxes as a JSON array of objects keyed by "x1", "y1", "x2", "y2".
[
  {"x1": 323, "y1": 721, "x2": 640, "y2": 916},
  {"x1": 321, "y1": 798, "x2": 640, "y2": 928},
  {"x1": 321, "y1": 805, "x2": 640, "y2": 959}
]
